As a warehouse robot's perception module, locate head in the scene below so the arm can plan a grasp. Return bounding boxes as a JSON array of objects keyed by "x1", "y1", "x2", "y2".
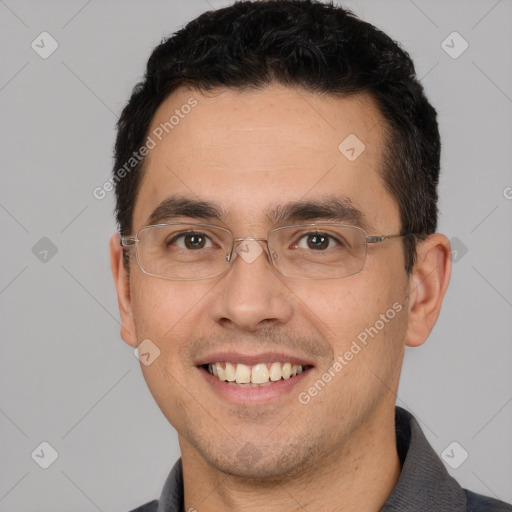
[{"x1": 110, "y1": 0, "x2": 451, "y2": 480}]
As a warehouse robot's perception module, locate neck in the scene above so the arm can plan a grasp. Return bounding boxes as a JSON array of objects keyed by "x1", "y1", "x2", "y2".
[{"x1": 180, "y1": 406, "x2": 401, "y2": 512}]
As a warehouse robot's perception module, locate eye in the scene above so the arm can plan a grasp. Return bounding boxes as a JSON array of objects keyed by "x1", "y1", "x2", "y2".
[
  {"x1": 167, "y1": 232, "x2": 214, "y2": 250},
  {"x1": 294, "y1": 232, "x2": 342, "y2": 251}
]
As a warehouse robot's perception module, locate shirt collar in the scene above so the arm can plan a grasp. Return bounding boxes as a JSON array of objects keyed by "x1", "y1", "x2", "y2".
[
  {"x1": 157, "y1": 457, "x2": 183, "y2": 512},
  {"x1": 157, "y1": 406, "x2": 467, "y2": 512},
  {"x1": 381, "y1": 406, "x2": 467, "y2": 510}
]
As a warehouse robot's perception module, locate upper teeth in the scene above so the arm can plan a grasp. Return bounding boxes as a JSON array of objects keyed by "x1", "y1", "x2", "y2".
[{"x1": 208, "y1": 362, "x2": 304, "y2": 385}]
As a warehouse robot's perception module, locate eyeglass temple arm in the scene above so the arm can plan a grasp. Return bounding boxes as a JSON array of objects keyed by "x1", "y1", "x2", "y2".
[{"x1": 366, "y1": 233, "x2": 405, "y2": 244}]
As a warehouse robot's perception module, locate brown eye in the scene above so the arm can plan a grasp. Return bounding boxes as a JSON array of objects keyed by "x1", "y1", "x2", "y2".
[
  {"x1": 294, "y1": 232, "x2": 339, "y2": 251},
  {"x1": 183, "y1": 233, "x2": 207, "y2": 249},
  {"x1": 306, "y1": 234, "x2": 330, "y2": 250},
  {"x1": 168, "y1": 232, "x2": 212, "y2": 250}
]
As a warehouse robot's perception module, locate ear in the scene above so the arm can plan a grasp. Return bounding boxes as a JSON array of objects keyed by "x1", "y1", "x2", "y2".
[
  {"x1": 405, "y1": 234, "x2": 452, "y2": 348},
  {"x1": 110, "y1": 233, "x2": 138, "y2": 348}
]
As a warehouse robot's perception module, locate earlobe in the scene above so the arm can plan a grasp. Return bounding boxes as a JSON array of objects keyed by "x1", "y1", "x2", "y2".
[
  {"x1": 405, "y1": 234, "x2": 452, "y2": 348},
  {"x1": 109, "y1": 233, "x2": 138, "y2": 348}
]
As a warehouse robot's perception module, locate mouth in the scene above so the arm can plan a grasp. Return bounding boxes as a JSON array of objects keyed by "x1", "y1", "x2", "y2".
[
  {"x1": 195, "y1": 352, "x2": 315, "y2": 403},
  {"x1": 203, "y1": 361, "x2": 312, "y2": 387}
]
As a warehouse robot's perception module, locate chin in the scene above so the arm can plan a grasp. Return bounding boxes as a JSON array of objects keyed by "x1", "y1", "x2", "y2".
[{"x1": 199, "y1": 437, "x2": 320, "y2": 482}]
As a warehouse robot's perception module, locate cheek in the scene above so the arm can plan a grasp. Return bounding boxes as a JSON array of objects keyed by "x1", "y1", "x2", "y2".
[
  {"x1": 328, "y1": 272, "x2": 409, "y2": 390},
  {"x1": 131, "y1": 280, "x2": 211, "y2": 421},
  {"x1": 291, "y1": 266, "x2": 408, "y2": 356},
  {"x1": 129, "y1": 277, "x2": 210, "y2": 353},
  {"x1": 304, "y1": 278, "x2": 408, "y2": 408}
]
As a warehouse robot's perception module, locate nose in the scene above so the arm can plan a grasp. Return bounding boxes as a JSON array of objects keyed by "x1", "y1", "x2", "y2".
[{"x1": 209, "y1": 238, "x2": 294, "y2": 332}]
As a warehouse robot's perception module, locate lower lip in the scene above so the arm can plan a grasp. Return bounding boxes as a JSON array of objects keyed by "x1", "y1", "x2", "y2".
[{"x1": 198, "y1": 366, "x2": 312, "y2": 405}]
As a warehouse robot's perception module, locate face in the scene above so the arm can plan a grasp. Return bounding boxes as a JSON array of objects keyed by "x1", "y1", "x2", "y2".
[{"x1": 114, "y1": 85, "x2": 413, "y2": 479}]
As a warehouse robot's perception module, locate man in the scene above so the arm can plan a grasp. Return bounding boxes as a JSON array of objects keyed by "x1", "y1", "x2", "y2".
[{"x1": 109, "y1": 1, "x2": 512, "y2": 510}]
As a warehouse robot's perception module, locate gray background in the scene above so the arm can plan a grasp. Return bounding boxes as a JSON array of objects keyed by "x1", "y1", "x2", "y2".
[{"x1": 0, "y1": 0, "x2": 511, "y2": 510}]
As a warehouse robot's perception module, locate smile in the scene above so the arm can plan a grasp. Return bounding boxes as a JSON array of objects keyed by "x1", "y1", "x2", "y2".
[{"x1": 205, "y1": 362, "x2": 308, "y2": 386}]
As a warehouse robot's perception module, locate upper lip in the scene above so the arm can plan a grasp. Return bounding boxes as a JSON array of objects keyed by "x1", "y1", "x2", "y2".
[{"x1": 194, "y1": 351, "x2": 315, "y2": 367}]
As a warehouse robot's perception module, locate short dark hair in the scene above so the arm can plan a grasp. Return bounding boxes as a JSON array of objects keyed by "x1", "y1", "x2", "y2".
[{"x1": 113, "y1": 0, "x2": 440, "y2": 274}]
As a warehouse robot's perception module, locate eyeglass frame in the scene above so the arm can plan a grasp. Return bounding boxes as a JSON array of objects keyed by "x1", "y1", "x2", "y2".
[{"x1": 120, "y1": 222, "x2": 412, "y2": 281}]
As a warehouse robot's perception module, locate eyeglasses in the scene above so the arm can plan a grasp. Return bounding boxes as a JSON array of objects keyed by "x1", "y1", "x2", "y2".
[{"x1": 120, "y1": 222, "x2": 408, "y2": 281}]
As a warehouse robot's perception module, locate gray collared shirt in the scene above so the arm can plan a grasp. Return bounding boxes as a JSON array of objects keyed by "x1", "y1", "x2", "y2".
[{"x1": 130, "y1": 407, "x2": 512, "y2": 512}]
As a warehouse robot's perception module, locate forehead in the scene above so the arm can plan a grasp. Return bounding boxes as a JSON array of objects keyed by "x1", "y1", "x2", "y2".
[{"x1": 133, "y1": 85, "x2": 399, "y2": 233}]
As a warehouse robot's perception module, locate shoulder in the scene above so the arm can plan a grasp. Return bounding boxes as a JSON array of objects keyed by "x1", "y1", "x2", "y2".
[
  {"x1": 465, "y1": 489, "x2": 512, "y2": 511},
  {"x1": 127, "y1": 499, "x2": 159, "y2": 512}
]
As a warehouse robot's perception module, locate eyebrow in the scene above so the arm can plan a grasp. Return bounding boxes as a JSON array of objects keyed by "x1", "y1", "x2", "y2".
[{"x1": 145, "y1": 194, "x2": 370, "y2": 231}]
